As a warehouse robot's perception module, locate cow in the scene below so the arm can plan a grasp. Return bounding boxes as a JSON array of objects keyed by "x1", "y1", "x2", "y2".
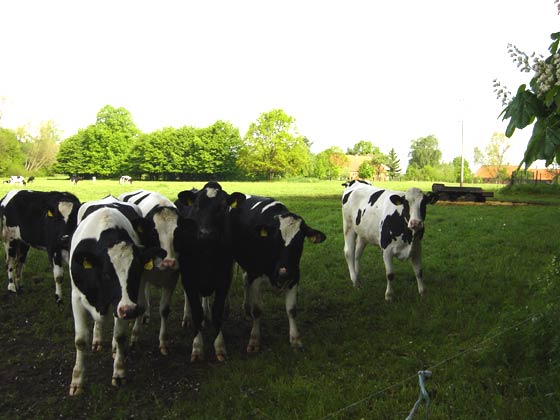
[
  {"x1": 119, "y1": 175, "x2": 132, "y2": 185},
  {"x1": 3, "y1": 176, "x2": 26, "y2": 186},
  {"x1": 70, "y1": 175, "x2": 83, "y2": 185},
  {"x1": 0, "y1": 190, "x2": 81, "y2": 303},
  {"x1": 341, "y1": 181, "x2": 438, "y2": 301},
  {"x1": 229, "y1": 195, "x2": 326, "y2": 353},
  {"x1": 118, "y1": 190, "x2": 182, "y2": 355},
  {"x1": 68, "y1": 207, "x2": 165, "y2": 395},
  {"x1": 27, "y1": 176, "x2": 35, "y2": 184},
  {"x1": 174, "y1": 181, "x2": 245, "y2": 362}
]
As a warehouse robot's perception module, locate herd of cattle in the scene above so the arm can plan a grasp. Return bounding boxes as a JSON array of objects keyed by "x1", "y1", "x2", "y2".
[{"x1": 0, "y1": 179, "x2": 437, "y2": 396}]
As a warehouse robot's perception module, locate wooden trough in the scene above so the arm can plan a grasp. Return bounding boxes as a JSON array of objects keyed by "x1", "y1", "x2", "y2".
[{"x1": 431, "y1": 183, "x2": 494, "y2": 203}]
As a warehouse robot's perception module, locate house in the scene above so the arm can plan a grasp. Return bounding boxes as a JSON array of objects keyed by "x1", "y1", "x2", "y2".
[
  {"x1": 345, "y1": 155, "x2": 388, "y2": 181},
  {"x1": 475, "y1": 165, "x2": 560, "y2": 184}
]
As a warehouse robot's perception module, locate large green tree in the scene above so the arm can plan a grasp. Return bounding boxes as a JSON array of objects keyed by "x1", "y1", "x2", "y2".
[
  {"x1": 238, "y1": 109, "x2": 311, "y2": 179},
  {"x1": 347, "y1": 140, "x2": 375, "y2": 155},
  {"x1": 55, "y1": 105, "x2": 139, "y2": 177},
  {"x1": 408, "y1": 134, "x2": 442, "y2": 169},
  {"x1": 314, "y1": 146, "x2": 348, "y2": 180},
  {"x1": 17, "y1": 120, "x2": 60, "y2": 173}
]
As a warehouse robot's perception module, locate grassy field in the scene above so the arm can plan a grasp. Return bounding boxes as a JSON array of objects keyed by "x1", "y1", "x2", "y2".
[{"x1": 1, "y1": 178, "x2": 559, "y2": 419}]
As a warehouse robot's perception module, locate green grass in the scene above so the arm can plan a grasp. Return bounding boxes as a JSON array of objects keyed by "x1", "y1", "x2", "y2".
[{"x1": 1, "y1": 178, "x2": 560, "y2": 419}]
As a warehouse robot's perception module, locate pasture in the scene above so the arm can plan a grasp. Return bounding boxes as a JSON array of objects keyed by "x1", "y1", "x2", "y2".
[{"x1": 1, "y1": 178, "x2": 559, "y2": 419}]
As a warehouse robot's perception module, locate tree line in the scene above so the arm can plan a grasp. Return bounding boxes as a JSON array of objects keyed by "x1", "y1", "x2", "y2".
[{"x1": 0, "y1": 103, "x2": 510, "y2": 182}]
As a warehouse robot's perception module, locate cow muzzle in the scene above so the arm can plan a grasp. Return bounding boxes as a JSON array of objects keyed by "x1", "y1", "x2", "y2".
[
  {"x1": 117, "y1": 303, "x2": 143, "y2": 320},
  {"x1": 158, "y1": 258, "x2": 178, "y2": 270},
  {"x1": 408, "y1": 219, "x2": 424, "y2": 233}
]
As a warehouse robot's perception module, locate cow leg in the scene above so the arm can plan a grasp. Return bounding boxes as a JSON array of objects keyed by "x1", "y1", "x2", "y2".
[
  {"x1": 244, "y1": 275, "x2": 265, "y2": 353},
  {"x1": 353, "y1": 236, "x2": 368, "y2": 285},
  {"x1": 51, "y1": 250, "x2": 65, "y2": 304},
  {"x1": 182, "y1": 290, "x2": 192, "y2": 328},
  {"x1": 15, "y1": 242, "x2": 29, "y2": 292},
  {"x1": 111, "y1": 318, "x2": 129, "y2": 387},
  {"x1": 343, "y1": 229, "x2": 359, "y2": 287},
  {"x1": 383, "y1": 249, "x2": 395, "y2": 301},
  {"x1": 69, "y1": 293, "x2": 90, "y2": 396},
  {"x1": 158, "y1": 286, "x2": 174, "y2": 355},
  {"x1": 92, "y1": 318, "x2": 105, "y2": 352},
  {"x1": 6, "y1": 239, "x2": 22, "y2": 293},
  {"x1": 410, "y1": 244, "x2": 425, "y2": 296},
  {"x1": 212, "y1": 292, "x2": 226, "y2": 361},
  {"x1": 130, "y1": 280, "x2": 148, "y2": 349},
  {"x1": 186, "y1": 289, "x2": 205, "y2": 362},
  {"x1": 285, "y1": 284, "x2": 303, "y2": 350}
]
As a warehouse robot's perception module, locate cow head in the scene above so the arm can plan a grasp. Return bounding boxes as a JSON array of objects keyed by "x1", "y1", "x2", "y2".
[
  {"x1": 175, "y1": 182, "x2": 245, "y2": 246},
  {"x1": 144, "y1": 206, "x2": 180, "y2": 270},
  {"x1": 72, "y1": 239, "x2": 166, "y2": 319},
  {"x1": 255, "y1": 213, "x2": 326, "y2": 289},
  {"x1": 389, "y1": 188, "x2": 438, "y2": 235}
]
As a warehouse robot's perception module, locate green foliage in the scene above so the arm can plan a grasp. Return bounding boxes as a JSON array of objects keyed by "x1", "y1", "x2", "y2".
[
  {"x1": 357, "y1": 160, "x2": 374, "y2": 179},
  {"x1": 0, "y1": 127, "x2": 25, "y2": 174},
  {"x1": 407, "y1": 134, "x2": 442, "y2": 168},
  {"x1": 19, "y1": 120, "x2": 60, "y2": 173},
  {"x1": 386, "y1": 148, "x2": 401, "y2": 180},
  {"x1": 238, "y1": 109, "x2": 311, "y2": 180},
  {"x1": 313, "y1": 146, "x2": 348, "y2": 180},
  {"x1": 347, "y1": 140, "x2": 375, "y2": 155},
  {"x1": 452, "y1": 156, "x2": 473, "y2": 183},
  {"x1": 499, "y1": 32, "x2": 560, "y2": 167}
]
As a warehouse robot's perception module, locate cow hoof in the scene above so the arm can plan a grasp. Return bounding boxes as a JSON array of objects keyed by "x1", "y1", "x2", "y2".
[
  {"x1": 291, "y1": 340, "x2": 304, "y2": 351},
  {"x1": 352, "y1": 280, "x2": 361, "y2": 289},
  {"x1": 190, "y1": 353, "x2": 204, "y2": 363},
  {"x1": 91, "y1": 342, "x2": 103, "y2": 352},
  {"x1": 216, "y1": 353, "x2": 226, "y2": 362},
  {"x1": 142, "y1": 316, "x2": 150, "y2": 325},
  {"x1": 181, "y1": 320, "x2": 191, "y2": 328},
  {"x1": 7, "y1": 284, "x2": 18, "y2": 293},
  {"x1": 55, "y1": 295, "x2": 63, "y2": 305},
  {"x1": 159, "y1": 345, "x2": 169, "y2": 356},
  {"x1": 384, "y1": 295, "x2": 393, "y2": 302},
  {"x1": 246, "y1": 344, "x2": 260, "y2": 353},
  {"x1": 111, "y1": 377, "x2": 126, "y2": 387},
  {"x1": 68, "y1": 384, "x2": 83, "y2": 396}
]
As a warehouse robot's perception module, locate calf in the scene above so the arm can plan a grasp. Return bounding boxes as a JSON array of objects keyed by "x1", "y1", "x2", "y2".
[
  {"x1": 0, "y1": 190, "x2": 81, "y2": 303},
  {"x1": 68, "y1": 207, "x2": 165, "y2": 395},
  {"x1": 341, "y1": 182, "x2": 438, "y2": 300},
  {"x1": 119, "y1": 175, "x2": 132, "y2": 185},
  {"x1": 3, "y1": 176, "x2": 26, "y2": 186},
  {"x1": 174, "y1": 181, "x2": 245, "y2": 362},
  {"x1": 118, "y1": 190, "x2": 182, "y2": 355},
  {"x1": 229, "y1": 195, "x2": 326, "y2": 353},
  {"x1": 70, "y1": 175, "x2": 83, "y2": 185}
]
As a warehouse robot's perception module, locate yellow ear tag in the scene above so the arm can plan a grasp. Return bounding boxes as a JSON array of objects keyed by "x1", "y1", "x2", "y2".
[
  {"x1": 47, "y1": 210, "x2": 54, "y2": 217},
  {"x1": 144, "y1": 259, "x2": 154, "y2": 270},
  {"x1": 83, "y1": 258, "x2": 93, "y2": 269},
  {"x1": 260, "y1": 228, "x2": 268, "y2": 237},
  {"x1": 230, "y1": 200, "x2": 237, "y2": 209}
]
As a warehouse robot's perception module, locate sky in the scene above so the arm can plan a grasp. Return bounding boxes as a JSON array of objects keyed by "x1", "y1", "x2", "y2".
[{"x1": 1, "y1": 0, "x2": 559, "y2": 170}]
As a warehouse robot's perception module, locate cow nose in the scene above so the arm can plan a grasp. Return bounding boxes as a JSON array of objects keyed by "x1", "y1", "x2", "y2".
[
  {"x1": 117, "y1": 303, "x2": 139, "y2": 320},
  {"x1": 278, "y1": 267, "x2": 289, "y2": 279},
  {"x1": 159, "y1": 258, "x2": 178, "y2": 270},
  {"x1": 408, "y1": 219, "x2": 423, "y2": 231},
  {"x1": 198, "y1": 229, "x2": 218, "y2": 241}
]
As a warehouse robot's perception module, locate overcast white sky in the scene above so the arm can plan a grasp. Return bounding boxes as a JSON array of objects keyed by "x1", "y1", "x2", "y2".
[{"x1": 1, "y1": 0, "x2": 558, "y2": 169}]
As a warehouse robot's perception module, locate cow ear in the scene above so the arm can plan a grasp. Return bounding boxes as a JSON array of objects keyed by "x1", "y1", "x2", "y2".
[
  {"x1": 389, "y1": 194, "x2": 405, "y2": 206},
  {"x1": 425, "y1": 192, "x2": 439, "y2": 205},
  {"x1": 141, "y1": 247, "x2": 166, "y2": 270},
  {"x1": 305, "y1": 228, "x2": 326, "y2": 244},
  {"x1": 228, "y1": 192, "x2": 246, "y2": 209},
  {"x1": 131, "y1": 218, "x2": 152, "y2": 235},
  {"x1": 177, "y1": 190, "x2": 197, "y2": 207}
]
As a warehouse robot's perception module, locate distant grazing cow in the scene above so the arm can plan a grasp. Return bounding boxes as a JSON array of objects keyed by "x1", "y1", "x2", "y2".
[
  {"x1": 174, "y1": 181, "x2": 245, "y2": 362},
  {"x1": 119, "y1": 175, "x2": 132, "y2": 185},
  {"x1": 118, "y1": 190, "x2": 182, "y2": 355},
  {"x1": 3, "y1": 176, "x2": 26, "y2": 186},
  {"x1": 68, "y1": 207, "x2": 165, "y2": 395},
  {"x1": 0, "y1": 190, "x2": 81, "y2": 303},
  {"x1": 341, "y1": 181, "x2": 438, "y2": 300},
  {"x1": 27, "y1": 176, "x2": 35, "y2": 184},
  {"x1": 70, "y1": 175, "x2": 83, "y2": 185},
  {"x1": 229, "y1": 195, "x2": 326, "y2": 353}
]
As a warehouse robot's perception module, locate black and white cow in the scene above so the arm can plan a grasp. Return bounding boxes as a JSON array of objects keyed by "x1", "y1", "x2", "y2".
[
  {"x1": 3, "y1": 175, "x2": 26, "y2": 186},
  {"x1": 70, "y1": 175, "x2": 83, "y2": 185},
  {"x1": 229, "y1": 195, "x2": 326, "y2": 353},
  {"x1": 118, "y1": 190, "x2": 182, "y2": 355},
  {"x1": 68, "y1": 207, "x2": 165, "y2": 395},
  {"x1": 174, "y1": 181, "x2": 245, "y2": 362},
  {"x1": 0, "y1": 190, "x2": 81, "y2": 303},
  {"x1": 341, "y1": 181, "x2": 438, "y2": 300},
  {"x1": 119, "y1": 175, "x2": 132, "y2": 185}
]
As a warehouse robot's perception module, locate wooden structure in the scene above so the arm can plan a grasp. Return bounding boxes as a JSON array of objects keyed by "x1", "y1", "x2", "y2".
[{"x1": 431, "y1": 183, "x2": 494, "y2": 203}]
